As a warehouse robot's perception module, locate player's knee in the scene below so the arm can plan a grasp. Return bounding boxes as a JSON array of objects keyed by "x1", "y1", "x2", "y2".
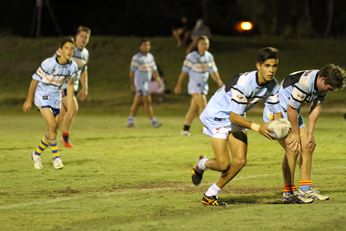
[
  {"x1": 233, "y1": 158, "x2": 247, "y2": 169},
  {"x1": 216, "y1": 159, "x2": 230, "y2": 171}
]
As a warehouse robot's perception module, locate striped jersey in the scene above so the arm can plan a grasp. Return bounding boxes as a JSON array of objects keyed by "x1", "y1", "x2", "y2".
[
  {"x1": 201, "y1": 70, "x2": 280, "y2": 120},
  {"x1": 130, "y1": 52, "x2": 158, "y2": 83},
  {"x1": 182, "y1": 50, "x2": 218, "y2": 94},
  {"x1": 279, "y1": 70, "x2": 325, "y2": 111},
  {"x1": 32, "y1": 56, "x2": 78, "y2": 97}
]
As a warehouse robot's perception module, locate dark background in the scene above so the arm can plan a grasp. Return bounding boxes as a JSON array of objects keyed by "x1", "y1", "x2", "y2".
[{"x1": 0, "y1": 0, "x2": 345, "y2": 37}]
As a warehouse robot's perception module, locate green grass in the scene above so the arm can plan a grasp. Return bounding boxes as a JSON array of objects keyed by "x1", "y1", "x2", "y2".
[{"x1": 0, "y1": 113, "x2": 345, "y2": 230}]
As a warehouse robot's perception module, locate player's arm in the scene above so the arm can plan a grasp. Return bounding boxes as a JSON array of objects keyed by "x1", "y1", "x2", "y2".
[
  {"x1": 78, "y1": 70, "x2": 88, "y2": 101},
  {"x1": 174, "y1": 71, "x2": 187, "y2": 94},
  {"x1": 210, "y1": 71, "x2": 224, "y2": 88},
  {"x1": 129, "y1": 71, "x2": 135, "y2": 93},
  {"x1": 23, "y1": 79, "x2": 38, "y2": 113},
  {"x1": 66, "y1": 79, "x2": 74, "y2": 110},
  {"x1": 230, "y1": 112, "x2": 273, "y2": 139},
  {"x1": 308, "y1": 101, "x2": 321, "y2": 135}
]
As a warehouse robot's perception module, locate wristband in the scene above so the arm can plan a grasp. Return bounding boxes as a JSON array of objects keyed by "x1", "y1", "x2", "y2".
[{"x1": 250, "y1": 123, "x2": 260, "y2": 132}]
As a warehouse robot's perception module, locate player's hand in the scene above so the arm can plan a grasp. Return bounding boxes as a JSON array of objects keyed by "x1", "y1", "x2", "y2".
[
  {"x1": 285, "y1": 132, "x2": 300, "y2": 153},
  {"x1": 174, "y1": 85, "x2": 181, "y2": 94},
  {"x1": 23, "y1": 100, "x2": 32, "y2": 113},
  {"x1": 258, "y1": 123, "x2": 273, "y2": 140},
  {"x1": 305, "y1": 134, "x2": 316, "y2": 152},
  {"x1": 78, "y1": 90, "x2": 88, "y2": 101}
]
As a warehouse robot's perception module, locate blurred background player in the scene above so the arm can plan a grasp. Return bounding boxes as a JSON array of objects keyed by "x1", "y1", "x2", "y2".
[
  {"x1": 185, "y1": 19, "x2": 212, "y2": 54},
  {"x1": 171, "y1": 15, "x2": 193, "y2": 48},
  {"x1": 192, "y1": 47, "x2": 282, "y2": 206},
  {"x1": 59, "y1": 26, "x2": 91, "y2": 148},
  {"x1": 22, "y1": 37, "x2": 78, "y2": 169},
  {"x1": 174, "y1": 36, "x2": 223, "y2": 136},
  {"x1": 127, "y1": 39, "x2": 162, "y2": 128},
  {"x1": 263, "y1": 64, "x2": 346, "y2": 203}
]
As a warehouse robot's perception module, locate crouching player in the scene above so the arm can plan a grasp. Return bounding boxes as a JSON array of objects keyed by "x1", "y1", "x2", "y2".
[
  {"x1": 192, "y1": 47, "x2": 281, "y2": 206},
  {"x1": 263, "y1": 64, "x2": 346, "y2": 203},
  {"x1": 23, "y1": 37, "x2": 78, "y2": 169}
]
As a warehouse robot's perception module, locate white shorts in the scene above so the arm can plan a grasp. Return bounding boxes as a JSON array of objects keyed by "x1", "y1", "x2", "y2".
[
  {"x1": 34, "y1": 89, "x2": 61, "y2": 109},
  {"x1": 188, "y1": 81, "x2": 208, "y2": 95}
]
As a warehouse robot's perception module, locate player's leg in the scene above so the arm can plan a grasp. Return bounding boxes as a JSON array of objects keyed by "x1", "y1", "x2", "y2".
[
  {"x1": 181, "y1": 96, "x2": 198, "y2": 136},
  {"x1": 143, "y1": 95, "x2": 161, "y2": 128},
  {"x1": 194, "y1": 94, "x2": 207, "y2": 114},
  {"x1": 39, "y1": 108, "x2": 64, "y2": 169},
  {"x1": 61, "y1": 95, "x2": 78, "y2": 147},
  {"x1": 128, "y1": 95, "x2": 142, "y2": 128},
  {"x1": 298, "y1": 127, "x2": 329, "y2": 200}
]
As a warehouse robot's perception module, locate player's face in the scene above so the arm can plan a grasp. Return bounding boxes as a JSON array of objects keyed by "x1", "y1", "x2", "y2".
[
  {"x1": 316, "y1": 77, "x2": 334, "y2": 93},
  {"x1": 140, "y1": 41, "x2": 151, "y2": 54},
  {"x1": 61, "y1": 42, "x2": 75, "y2": 61},
  {"x1": 197, "y1": 39, "x2": 209, "y2": 54},
  {"x1": 256, "y1": 59, "x2": 278, "y2": 83},
  {"x1": 76, "y1": 31, "x2": 90, "y2": 49}
]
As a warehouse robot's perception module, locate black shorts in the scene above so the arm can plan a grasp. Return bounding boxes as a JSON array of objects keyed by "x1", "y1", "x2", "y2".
[{"x1": 62, "y1": 89, "x2": 78, "y2": 97}]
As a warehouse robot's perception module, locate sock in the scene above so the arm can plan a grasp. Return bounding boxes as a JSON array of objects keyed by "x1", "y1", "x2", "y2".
[
  {"x1": 183, "y1": 124, "x2": 190, "y2": 131},
  {"x1": 198, "y1": 157, "x2": 208, "y2": 171},
  {"x1": 205, "y1": 183, "x2": 221, "y2": 197},
  {"x1": 128, "y1": 116, "x2": 135, "y2": 124},
  {"x1": 283, "y1": 184, "x2": 295, "y2": 193},
  {"x1": 50, "y1": 142, "x2": 60, "y2": 160},
  {"x1": 34, "y1": 136, "x2": 49, "y2": 156},
  {"x1": 299, "y1": 180, "x2": 313, "y2": 192},
  {"x1": 62, "y1": 131, "x2": 69, "y2": 142},
  {"x1": 151, "y1": 117, "x2": 157, "y2": 123}
]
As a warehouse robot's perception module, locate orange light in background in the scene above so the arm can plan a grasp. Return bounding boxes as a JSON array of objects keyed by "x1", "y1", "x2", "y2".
[{"x1": 235, "y1": 21, "x2": 254, "y2": 33}]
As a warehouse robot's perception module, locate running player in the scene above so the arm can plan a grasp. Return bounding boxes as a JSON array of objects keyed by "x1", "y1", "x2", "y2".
[
  {"x1": 60, "y1": 26, "x2": 91, "y2": 148},
  {"x1": 191, "y1": 47, "x2": 283, "y2": 206},
  {"x1": 174, "y1": 36, "x2": 223, "y2": 136},
  {"x1": 127, "y1": 39, "x2": 162, "y2": 128},
  {"x1": 263, "y1": 64, "x2": 346, "y2": 203},
  {"x1": 23, "y1": 37, "x2": 78, "y2": 169}
]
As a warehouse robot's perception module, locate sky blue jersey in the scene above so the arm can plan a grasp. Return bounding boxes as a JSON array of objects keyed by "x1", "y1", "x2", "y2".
[
  {"x1": 182, "y1": 50, "x2": 218, "y2": 95},
  {"x1": 278, "y1": 70, "x2": 325, "y2": 112},
  {"x1": 200, "y1": 70, "x2": 280, "y2": 127},
  {"x1": 130, "y1": 52, "x2": 158, "y2": 91},
  {"x1": 33, "y1": 56, "x2": 78, "y2": 108}
]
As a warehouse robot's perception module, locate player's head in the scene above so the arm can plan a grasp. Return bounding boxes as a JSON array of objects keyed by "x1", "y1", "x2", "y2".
[
  {"x1": 59, "y1": 37, "x2": 75, "y2": 60},
  {"x1": 75, "y1": 26, "x2": 91, "y2": 49},
  {"x1": 316, "y1": 64, "x2": 346, "y2": 92},
  {"x1": 256, "y1": 47, "x2": 279, "y2": 83},
  {"x1": 139, "y1": 38, "x2": 151, "y2": 54},
  {"x1": 196, "y1": 36, "x2": 210, "y2": 54}
]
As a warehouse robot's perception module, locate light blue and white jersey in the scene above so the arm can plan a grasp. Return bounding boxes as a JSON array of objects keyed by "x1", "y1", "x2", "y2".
[
  {"x1": 200, "y1": 70, "x2": 280, "y2": 130},
  {"x1": 182, "y1": 50, "x2": 218, "y2": 95},
  {"x1": 33, "y1": 56, "x2": 78, "y2": 109},
  {"x1": 61, "y1": 47, "x2": 89, "y2": 92},
  {"x1": 130, "y1": 52, "x2": 157, "y2": 92},
  {"x1": 279, "y1": 70, "x2": 325, "y2": 111}
]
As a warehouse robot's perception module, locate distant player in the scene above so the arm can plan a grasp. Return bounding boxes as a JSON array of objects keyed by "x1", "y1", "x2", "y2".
[
  {"x1": 191, "y1": 47, "x2": 283, "y2": 206},
  {"x1": 174, "y1": 36, "x2": 223, "y2": 136},
  {"x1": 59, "y1": 26, "x2": 91, "y2": 148},
  {"x1": 263, "y1": 64, "x2": 346, "y2": 203},
  {"x1": 23, "y1": 37, "x2": 78, "y2": 169},
  {"x1": 127, "y1": 39, "x2": 162, "y2": 128}
]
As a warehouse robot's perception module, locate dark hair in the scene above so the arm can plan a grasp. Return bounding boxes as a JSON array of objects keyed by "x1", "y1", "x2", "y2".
[
  {"x1": 139, "y1": 38, "x2": 150, "y2": 46},
  {"x1": 59, "y1": 37, "x2": 74, "y2": 48},
  {"x1": 256, "y1": 47, "x2": 279, "y2": 64},
  {"x1": 318, "y1": 64, "x2": 346, "y2": 90},
  {"x1": 76, "y1": 26, "x2": 91, "y2": 35}
]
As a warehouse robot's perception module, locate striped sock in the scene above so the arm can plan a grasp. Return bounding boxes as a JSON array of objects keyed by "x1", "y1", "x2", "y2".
[
  {"x1": 50, "y1": 143, "x2": 60, "y2": 160},
  {"x1": 62, "y1": 131, "x2": 69, "y2": 142},
  {"x1": 34, "y1": 136, "x2": 49, "y2": 156},
  {"x1": 283, "y1": 184, "x2": 296, "y2": 193},
  {"x1": 299, "y1": 180, "x2": 313, "y2": 192}
]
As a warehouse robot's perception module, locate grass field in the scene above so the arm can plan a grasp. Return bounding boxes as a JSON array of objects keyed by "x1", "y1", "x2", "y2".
[
  {"x1": 0, "y1": 36, "x2": 345, "y2": 230},
  {"x1": 0, "y1": 112, "x2": 346, "y2": 231}
]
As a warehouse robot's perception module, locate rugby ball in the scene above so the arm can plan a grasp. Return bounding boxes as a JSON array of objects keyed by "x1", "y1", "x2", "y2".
[{"x1": 267, "y1": 118, "x2": 291, "y2": 140}]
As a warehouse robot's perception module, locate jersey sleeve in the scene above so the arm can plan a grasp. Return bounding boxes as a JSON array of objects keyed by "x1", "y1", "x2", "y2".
[
  {"x1": 207, "y1": 54, "x2": 218, "y2": 73},
  {"x1": 32, "y1": 58, "x2": 51, "y2": 81},
  {"x1": 289, "y1": 81, "x2": 311, "y2": 109},
  {"x1": 181, "y1": 53, "x2": 193, "y2": 73},
  {"x1": 229, "y1": 84, "x2": 249, "y2": 115},
  {"x1": 130, "y1": 55, "x2": 138, "y2": 72}
]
